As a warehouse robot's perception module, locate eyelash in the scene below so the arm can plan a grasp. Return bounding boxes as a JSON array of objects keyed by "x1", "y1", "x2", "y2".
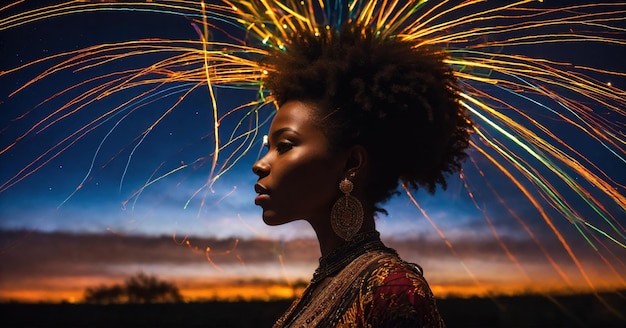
[
  {"x1": 276, "y1": 141, "x2": 293, "y2": 153},
  {"x1": 262, "y1": 135, "x2": 294, "y2": 154}
]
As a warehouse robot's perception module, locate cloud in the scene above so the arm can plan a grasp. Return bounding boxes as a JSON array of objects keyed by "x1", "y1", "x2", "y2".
[
  {"x1": 0, "y1": 230, "x2": 318, "y2": 278},
  {"x1": 1, "y1": 228, "x2": 623, "y2": 302},
  {"x1": 2, "y1": 228, "x2": 621, "y2": 280}
]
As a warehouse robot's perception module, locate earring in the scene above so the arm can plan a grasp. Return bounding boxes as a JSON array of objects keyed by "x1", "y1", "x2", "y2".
[{"x1": 331, "y1": 176, "x2": 363, "y2": 241}]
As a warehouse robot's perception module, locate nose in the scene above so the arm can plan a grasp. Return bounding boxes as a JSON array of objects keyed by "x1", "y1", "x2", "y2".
[{"x1": 252, "y1": 158, "x2": 269, "y2": 178}]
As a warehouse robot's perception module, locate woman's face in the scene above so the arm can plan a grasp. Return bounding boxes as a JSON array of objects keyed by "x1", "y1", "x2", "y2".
[{"x1": 252, "y1": 100, "x2": 347, "y2": 226}]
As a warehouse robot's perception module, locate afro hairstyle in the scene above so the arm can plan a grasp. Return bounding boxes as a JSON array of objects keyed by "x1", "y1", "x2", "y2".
[{"x1": 262, "y1": 22, "x2": 472, "y2": 212}]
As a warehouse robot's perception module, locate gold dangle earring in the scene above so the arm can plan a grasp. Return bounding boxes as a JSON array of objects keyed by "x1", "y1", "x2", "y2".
[{"x1": 331, "y1": 174, "x2": 363, "y2": 241}]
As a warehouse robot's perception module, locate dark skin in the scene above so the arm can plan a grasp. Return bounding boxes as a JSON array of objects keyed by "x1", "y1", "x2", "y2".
[{"x1": 252, "y1": 100, "x2": 376, "y2": 258}]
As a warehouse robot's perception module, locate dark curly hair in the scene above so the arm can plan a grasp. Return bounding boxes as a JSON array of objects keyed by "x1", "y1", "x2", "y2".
[{"x1": 262, "y1": 23, "x2": 472, "y2": 212}]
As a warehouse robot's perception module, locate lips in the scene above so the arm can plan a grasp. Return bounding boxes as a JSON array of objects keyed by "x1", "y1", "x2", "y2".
[
  {"x1": 254, "y1": 183, "x2": 270, "y2": 205},
  {"x1": 254, "y1": 183, "x2": 269, "y2": 194}
]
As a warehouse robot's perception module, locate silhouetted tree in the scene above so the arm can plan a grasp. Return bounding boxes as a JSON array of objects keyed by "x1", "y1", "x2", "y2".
[
  {"x1": 83, "y1": 273, "x2": 182, "y2": 304},
  {"x1": 125, "y1": 272, "x2": 182, "y2": 303},
  {"x1": 84, "y1": 284, "x2": 125, "y2": 304}
]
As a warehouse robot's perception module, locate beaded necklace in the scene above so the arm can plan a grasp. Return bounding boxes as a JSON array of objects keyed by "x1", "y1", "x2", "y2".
[
  {"x1": 310, "y1": 230, "x2": 395, "y2": 285},
  {"x1": 275, "y1": 231, "x2": 396, "y2": 328}
]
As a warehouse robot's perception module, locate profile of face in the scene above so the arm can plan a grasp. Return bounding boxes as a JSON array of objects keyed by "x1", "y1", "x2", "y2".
[{"x1": 252, "y1": 101, "x2": 347, "y2": 226}]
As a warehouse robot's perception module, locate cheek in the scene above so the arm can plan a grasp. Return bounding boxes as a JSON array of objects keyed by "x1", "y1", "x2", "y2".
[
  {"x1": 275, "y1": 156, "x2": 341, "y2": 211},
  {"x1": 282, "y1": 162, "x2": 334, "y2": 198}
]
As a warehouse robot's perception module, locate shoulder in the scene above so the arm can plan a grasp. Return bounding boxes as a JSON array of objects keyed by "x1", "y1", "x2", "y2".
[
  {"x1": 361, "y1": 253, "x2": 445, "y2": 327},
  {"x1": 361, "y1": 253, "x2": 428, "y2": 294}
]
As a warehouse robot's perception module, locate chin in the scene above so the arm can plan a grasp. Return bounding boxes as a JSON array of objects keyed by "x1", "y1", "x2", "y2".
[
  {"x1": 263, "y1": 220, "x2": 284, "y2": 226},
  {"x1": 261, "y1": 212, "x2": 282, "y2": 226},
  {"x1": 261, "y1": 211, "x2": 295, "y2": 226}
]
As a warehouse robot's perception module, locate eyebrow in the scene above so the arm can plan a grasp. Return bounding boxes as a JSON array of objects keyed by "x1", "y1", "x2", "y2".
[{"x1": 270, "y1": 127, "x2": 300, "y2": 140}]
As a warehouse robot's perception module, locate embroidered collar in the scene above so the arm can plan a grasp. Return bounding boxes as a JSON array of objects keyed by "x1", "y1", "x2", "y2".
[{"x1": 311, "y1": 230, "x2": 394, "y2": 285}]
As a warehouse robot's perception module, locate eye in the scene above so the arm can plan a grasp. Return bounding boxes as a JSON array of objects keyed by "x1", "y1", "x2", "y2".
[{"x1": 276, "y1": 140, "x2": 293, "y2": 153}]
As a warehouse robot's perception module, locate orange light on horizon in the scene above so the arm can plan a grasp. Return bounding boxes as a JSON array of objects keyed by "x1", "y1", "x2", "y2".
[
  {"x1": 179, "y1": 283, "x2": 304, "y2": 302},
  {"x1": 0, "y1": 289, "x2": 84, "y2": 304},
  {"x1": 2, "y1": 279, "x2": 624, "y2": 304}
]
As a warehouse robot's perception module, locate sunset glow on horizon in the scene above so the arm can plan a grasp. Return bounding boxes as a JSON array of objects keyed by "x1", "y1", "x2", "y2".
[
  {"x1": 3, "y1": 279, "x2": 625, "y2": 304},
  {"x1": 1, "y1": 230, "x2": 624, "y2": 303}
]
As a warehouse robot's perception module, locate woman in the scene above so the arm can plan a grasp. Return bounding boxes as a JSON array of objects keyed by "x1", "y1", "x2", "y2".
[{"x1": 252, "y1": 22, "x2": 472, "y2": 327}]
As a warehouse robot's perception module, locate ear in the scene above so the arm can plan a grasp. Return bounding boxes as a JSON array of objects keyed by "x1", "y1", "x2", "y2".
[{"x1": 343, "y1": 144, "x2": 368, "y2": 178}]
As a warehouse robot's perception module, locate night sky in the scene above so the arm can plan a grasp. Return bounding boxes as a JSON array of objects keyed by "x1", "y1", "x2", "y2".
[{"x1": 0, "y1": 0, "x2": 624, "y2": 302}]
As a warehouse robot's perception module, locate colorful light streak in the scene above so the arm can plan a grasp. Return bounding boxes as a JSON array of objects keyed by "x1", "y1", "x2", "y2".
[{"x1": 1, "y1": 0, "x2": 624, "y2": 302}]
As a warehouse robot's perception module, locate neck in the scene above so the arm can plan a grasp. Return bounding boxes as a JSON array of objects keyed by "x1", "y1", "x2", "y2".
[
  {"x1": 309, "y1": 214, "x2": 376, "y2": 258},
  {"x1": 313, "y1": 224, "x2": 344, "y2": 258}
]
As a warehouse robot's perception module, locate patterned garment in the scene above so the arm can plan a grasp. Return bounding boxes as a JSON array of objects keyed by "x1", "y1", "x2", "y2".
[{"x1": 274, "y1": 249, "x2": 445, "y2": 327}]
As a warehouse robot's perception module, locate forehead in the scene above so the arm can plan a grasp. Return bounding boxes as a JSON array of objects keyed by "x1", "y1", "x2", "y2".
[{"x1": 270, "y1": 100, "x2": 320, "y2": 134}]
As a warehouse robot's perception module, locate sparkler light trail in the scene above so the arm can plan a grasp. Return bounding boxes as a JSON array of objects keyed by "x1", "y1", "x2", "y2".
[{"x1": 1, "y1": 0, "x2": 624, "y2": 303}]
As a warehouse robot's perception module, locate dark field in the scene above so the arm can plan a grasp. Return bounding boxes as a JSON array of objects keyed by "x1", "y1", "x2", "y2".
[{"x1": 1, "y1": 291, "x2": 624, "y2": 327}]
